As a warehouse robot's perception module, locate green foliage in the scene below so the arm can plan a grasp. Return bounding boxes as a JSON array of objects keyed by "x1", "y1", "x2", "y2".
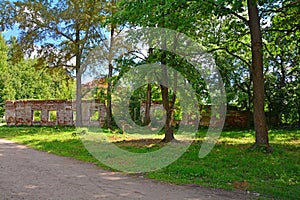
[
  {"x1": 0, "y1": 34, "x2": 9, "y2": 116},
  {"x1": 48, "y1": 110, "x2": 57, "y2": 121},
  {"x1": 0, "y1": 35, "x2": 75, "y2": 116},
  {"x1": 0, "y1": 0, "x2": 106, "y2": 66},
  {"x1": 0, "y1": 0, "x2": 299, "y2": 128},
  {"x1": 263, "y1": 1, "x2": 300, "y2": 126},
  {"x1": 0, "y1": 0, "x2": 108, "y2": 126},
  {"x1": 3, "y1": 56, "x2": 75, "y2": 100},
  {"x1": 90, "y1": 110, "x2": 99, "y2": 121},
  {"x1": 0, "y1": 126, "x2": 298, "y2": 199},
  {"x1": 33, "y1": 110, "x2": 42, "y2": 121}
]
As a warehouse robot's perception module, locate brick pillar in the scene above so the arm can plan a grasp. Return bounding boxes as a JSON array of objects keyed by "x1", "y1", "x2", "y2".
[
  {"x1": 5, "y1": 101, "x2": 16, "y2": 126},
  {"x1": 57, "y1": 110, "x2": 65, "y2": 125},
  {"x1": 41, "y1": 110, "x2": 49, "y2": 126},
  {"x1": 82, "y1": 102, "x2": 90, "y2": 126},
  {"x1": 65, "y1": 106, "x2": 73, "y2": 126},
  {"x1": 24, "y1": 105, "x2": 32, "y2": 125}
]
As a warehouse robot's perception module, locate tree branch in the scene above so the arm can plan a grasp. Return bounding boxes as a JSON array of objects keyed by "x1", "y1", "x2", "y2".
[
  {"x1": 210, "y1": 2, "x2": 249, "y2": 24},
  {"x1": 263, "y1": 42, "x2": 282, "y2": 66},
  {"x1": 208, "y1": 47, "x2": 251, "y2": 68},
  {"x1": 28, "y1": 19, "x2": 75, "y2": 43},
  {"x1": 263, "y1": 27, "x2": 299, "y2": 33},
  {"x1": 261, "y1": 0, "x2": 300, "y2": 14}
]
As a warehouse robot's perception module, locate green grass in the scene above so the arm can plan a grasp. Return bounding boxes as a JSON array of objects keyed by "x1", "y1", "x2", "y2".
[{"x1": 0, "y1": 126, "x2": 299, "y2": 199}]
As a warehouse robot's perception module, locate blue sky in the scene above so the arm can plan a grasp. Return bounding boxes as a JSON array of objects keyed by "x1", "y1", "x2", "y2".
[
  {"x1": 2, "y1": 25, "x2": 20, "y2": 40},
  {"x1": 2, "y1": 0, "x2": 60, "y2": 40},
  {"x1": 2, "y1": 0, "x2": 18, "y2": 39}
]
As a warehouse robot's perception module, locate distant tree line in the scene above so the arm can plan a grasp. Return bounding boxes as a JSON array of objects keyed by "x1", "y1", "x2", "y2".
[
  {"x1": 0, "y1": 35, "x2": 74, "y2": 117},
  {"x1": 0, "y1": 0, "x2": 299, "y2": 150}
]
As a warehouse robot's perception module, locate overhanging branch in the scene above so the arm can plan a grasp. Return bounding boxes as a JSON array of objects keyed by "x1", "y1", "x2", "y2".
[{"x1": 208, "y1": 47, "x2": 251, "y2": 68}]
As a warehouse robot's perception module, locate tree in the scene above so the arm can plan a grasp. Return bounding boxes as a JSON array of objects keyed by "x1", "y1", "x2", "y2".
[
  {"x1": 195, "y1": 0, "x2": 299, "y2": 147},
  {"x1": 0, "y1": 34, "x2": 75, "y2": 115},
  {"x1": 117, "y1": 0, "x2": 198, "y2": 142},
  {"x1": 0, "y1": 34, "x2": 9, "y2": 116},
  {"x1": 106, "y1": 0, "x2": 116, "y2": 129},
  {"x1": 1, "y1": 0, "x2": 106, "y2": 126},
  {"x1": 4, "y1": 58, "x2": 74, "y2": 100},
  {"x1": 118, "y1": 0, "x2": 300, "y2": 148},
  {"x1": 263, "y1": 0, "x2": 300, "y2": 126},
  {"x1": 78, "y1": 0, "x2": 127, "y2": 128},
  {"x1": 170, "y1": 0, "x2": 271, "y2": 148},
  {"x1": 7, "y1": 36, "x2": 24, "y2": 65},
  {"x1": 143, "y1": 48, "x2": 154, "y2": 126},
  {"x1": 247, "y1": 0, "x2": 270, "y2": 150}
]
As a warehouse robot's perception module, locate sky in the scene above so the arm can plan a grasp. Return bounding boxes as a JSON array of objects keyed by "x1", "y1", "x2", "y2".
[
  {"x1": 2, "y1": 0, "x2": 15, "y2": 39},
  {"x1": 2, "y1": 0, "x2": 60, "y2": 40},
  {"x1": 2, "y1": 25, "x2": 20, "y2": 40}
]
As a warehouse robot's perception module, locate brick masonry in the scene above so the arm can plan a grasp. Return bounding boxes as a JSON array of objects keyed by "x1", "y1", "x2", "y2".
[
  {"x1": 5, "y1": 100, "x2": 252, "y2": 128},
  {"x1": 5, "y1": 100, "x2": 106, "y2": 126},
  {"x1": 140, "y1": 103, "x2": 253, "y2": 129}
]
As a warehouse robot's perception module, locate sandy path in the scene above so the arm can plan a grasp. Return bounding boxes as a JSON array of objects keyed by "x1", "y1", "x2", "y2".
[{"x1": 0, "y1": 139, "x2": 253, "y2": 200}]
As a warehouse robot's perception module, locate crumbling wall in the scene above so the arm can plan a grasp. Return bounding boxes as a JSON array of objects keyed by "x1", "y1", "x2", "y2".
[
  {"x1": 140, "y1": 103, "x2": 253, "y2": 129},
  {"x1": 5, "y1": 100, "x2": 252, "y2": 128},
  {"x1": 5, "y1": 100, "x2": 106, "y2": 126},
  {"x1": 199, "y1": 106, "x2": 252, "y2": 128}
]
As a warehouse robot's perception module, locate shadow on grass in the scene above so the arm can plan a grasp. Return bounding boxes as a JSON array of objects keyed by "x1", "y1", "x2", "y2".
[
  {"x1": 114, "y1": 138, "x2": 163, "y2": 147},
  {"x1": 0, "y1": 126, "x2": 299, "y2": 199},
  {"x1": 0, "y1": 126, "x2": 76, "y2": 137},
  {"x1": 151, "y1": 140, "x2": 300, "y2": 199}
]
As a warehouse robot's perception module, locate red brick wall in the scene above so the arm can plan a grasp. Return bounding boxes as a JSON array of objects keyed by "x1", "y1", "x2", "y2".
[
  {"x1": 140, "y1": 103, "x2": 253, "y2": 129},
  {"x1": 5, "y1": 100, "x2": 253, "y2": 129},
  {"x1": 5, "y1": 100, "x2": 106, "y2": 126}
]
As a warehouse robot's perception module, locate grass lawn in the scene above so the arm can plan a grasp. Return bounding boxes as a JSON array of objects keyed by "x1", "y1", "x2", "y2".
[{"x1": 0, "y1": 126, "x2": 299, "y2": 199}]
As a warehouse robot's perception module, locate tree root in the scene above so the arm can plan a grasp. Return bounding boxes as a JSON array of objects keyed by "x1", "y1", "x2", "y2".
[
  {"x1": 160, "y1": 137, "x2": 178, "y2": 144},
  {"x1": 248, "y1": 143, "x2": 273, "y2": 153}
]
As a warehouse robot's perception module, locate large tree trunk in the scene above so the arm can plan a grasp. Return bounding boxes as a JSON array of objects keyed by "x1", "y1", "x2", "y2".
[
  {"x1": 106, "y1": 62, "x2": 113, "y2": 128},
  {"x1": 160, "y1": 28, "x2": 174, "y2": 142},
  {"x1": 160, "y1": 72, "x2": 174, "y2": 142},
  {"x1": 75, "y1": 66, "x2": 82, "y2": 127},
  {"x1": 75, "y1": 27, "x2": 82, "y2": 127},
  {"x1": 170, "y1": 34, "x2": 178, "y2": 128},
  {"x1": 298, "y1": 107, "x2": 300, "y2": 127},
  {"x1": 170, "y1": 71, "x2": 177, "y2": 126},
  {"x1": 144, "y1": 83, "x2": 152, "y2": 125},
  {"x1": 144, "y1": 47, "x2": 153, "y2": 125},
  {"x1": 106, "y1": 0, "x2": 116, "y2": 129},
  {"x1": 247, "y1": 0, "x2": 271, "y2": 151}
]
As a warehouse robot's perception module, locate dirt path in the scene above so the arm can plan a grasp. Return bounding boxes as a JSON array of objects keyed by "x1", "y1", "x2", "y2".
[{"x1": 0, "y1": 139, "x2": 254, "y2": 200}]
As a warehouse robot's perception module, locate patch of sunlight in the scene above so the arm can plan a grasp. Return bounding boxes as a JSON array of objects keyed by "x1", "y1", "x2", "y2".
[
  {"x1": 270, "y1": 134, "x2": 300, "y2": 145},
  {"x1": 218, "y1": 137, "x2": 254, "y2": 145}
]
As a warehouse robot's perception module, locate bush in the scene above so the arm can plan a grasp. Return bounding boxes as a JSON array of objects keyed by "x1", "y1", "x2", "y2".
[{"x1": 0, "y1": 117, "x2": 6, "y2": 123}]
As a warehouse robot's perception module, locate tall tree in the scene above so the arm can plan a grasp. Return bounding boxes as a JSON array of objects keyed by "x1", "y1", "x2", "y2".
[
  {"x1": 143, "y1": 48, "x2": 154, "y2": 126},
  {"x1": 196, "y1": 0, "x2": 299, "y2": 147},
  {"x1": 0, "y1": 0, "x2": 106, "y2": 126},
  {"x1": 7, "y1": 36, "x2": 24, "y2": 65},
  {"x1": 263, "y1": 0, "x2": 300, "y2": 126},
  {"x1": 0, "y1": 34, "x2": 74, "y2": 114},
  {"x1": 118, "y1": 0, "x2": 300, "y2": 148},
  {"x1": 106, "y1": 0, "x2": 116, "y2": 129},
  {"x1": 173, "y1": 0, "x2": 271, "y2": 148},
  {"x1": 117, "y1": 0, "x2": 196, "y2": 142},
  {"x1": 0, "y1": 34, "x2": 9, "y2": 116},
  {"x1": 247, "y1": 0, "x2": 270, "y2": 150}
]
